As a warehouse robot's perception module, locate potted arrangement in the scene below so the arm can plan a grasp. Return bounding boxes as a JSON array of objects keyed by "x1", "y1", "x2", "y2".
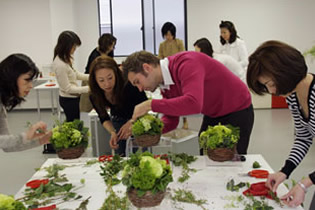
[
  {"x1": 199, "y1": 123, "x2": 239, "y2": 162},
  {"x1": 122, "y1": 151, "x2": 173, "y2": 208},
  {"x1": 132, "y1": 114, "x2": 164, "y2": 147},
  {"x1": 50, "y1": 119, "x2": 89, "y2": 159},
  {"x1": 0, "y1": 193, "x2": 26, "y2": 210}
]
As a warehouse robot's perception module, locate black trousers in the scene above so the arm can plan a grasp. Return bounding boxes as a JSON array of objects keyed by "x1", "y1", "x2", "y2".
[
  {"x1": 59, "y1": 96, "x2": 80, "y2": 122},
  {"x1": 199, "y1": 104, "x2": 254, "y2": 155}
]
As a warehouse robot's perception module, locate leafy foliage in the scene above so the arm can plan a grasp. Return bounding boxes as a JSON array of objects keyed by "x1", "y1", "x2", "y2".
[
  {"x1": 132, "y1": 114, "x2": 163, "y2": 137},
  {"x1": 100, "y1": 155, "x2": 125, "y2": 186},
  {"x1": 304, "y1": 45, "x2": 315, "y2": 58},
  {"x1": 50, "y1": 119, "x2": 89, "y2": 150},
  {"x1": 171, "y1": 188, "x2": 207, "y2": 210},
  {"x1": 199, "y1": 123, "x2": 239, "y2": 150},
  {"x1": 0, "y1": 194, "x2": 26, "y2": 210},
  {"x1": 121, "y1": 151, "x2": 173, "y2": 196},
  {"x1": 252, "y1": 161, "x2": 261, "y2": 169},
  {"x1": 169, "y1": 153, "x2": 197, "y2": 183},
  {"x1": 226, "y1": 179, "x2": 247, "y2": 192}
]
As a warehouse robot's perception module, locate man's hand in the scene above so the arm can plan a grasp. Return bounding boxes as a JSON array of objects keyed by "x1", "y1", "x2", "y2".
[{"x1": 132, "y1": 100, "x2": 152, "y2": 121}]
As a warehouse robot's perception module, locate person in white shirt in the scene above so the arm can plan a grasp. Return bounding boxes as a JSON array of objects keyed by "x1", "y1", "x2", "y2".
[
  {"x1": 52, "y1": 31, "x2": 89, "y2": 122},
  {"x1": 194, "y1": 37, "x2": 246, "y2": 83},
  {"x1": 219, "y1": 21, "x2": 249, "y2": 70}
]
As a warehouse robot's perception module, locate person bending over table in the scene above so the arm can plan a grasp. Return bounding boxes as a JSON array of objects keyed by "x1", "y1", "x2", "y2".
[
  {"x1": 89, "y1": 55, "x2": 147, "y2": 156},
  {"x1": 0, "y1": 54, "x2": 51, "y2": 151},
  {"x1": 122, "y1": 51, "x2": 254, "y2": 155},
  {"x1": 246, "y1": 40, "x2": 315, "y2": 208}
]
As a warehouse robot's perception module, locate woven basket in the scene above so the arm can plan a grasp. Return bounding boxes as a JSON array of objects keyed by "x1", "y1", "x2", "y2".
[
  {"x1": 207, "y1": 147, "x2": 235, "y2": 162},
  {"x1": 127, "y1": 188, "x2": 166, "y2": 208},
  {"x1": 134, "y1": 134, "x2": 161, "y2": 147},
  {"x1": 56, "y1": 145, "x2": 85, "y2": 159}
]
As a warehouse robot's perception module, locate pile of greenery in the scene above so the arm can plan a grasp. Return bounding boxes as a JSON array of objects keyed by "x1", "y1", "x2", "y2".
[
  {"x1": 0, "y1": 194, "x2": 26, "y2": 210},
  {"x1": 132, "y1": 114, "x2": 163, "y2": 137},
  {"x1": 199, "y1": 123, "x2": 239, "y2": 150},
  {"x1": 169, "y1": 153, "x2": 198, "y2": 183},
  {"x1": 100, "y1": 155, "x2": 125, "y2": 186},
  {"x1": 50, "y1": 119, "x2": 89, "y2": 150},
  {"x1": 121, "y1": 151, "x2": 173, "y2": 197}
]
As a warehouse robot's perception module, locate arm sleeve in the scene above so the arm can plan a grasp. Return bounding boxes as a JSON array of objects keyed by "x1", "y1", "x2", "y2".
[
  {"x1": 76, "y1": 70, "x2": 89, "y2": 81},
  {"x1": 158, "y1": 43, "x2": 164, "y2": 59},
  {"x1": 89, "y1": 95, "x2": 111, "y2": 124},
  {"x1": 177, "y1": 39, "x2": 185, "y2": 52},
  {"x1": 161, "y1": 115, "x2": 179, "y2": 134},
  {"x1": 280, "y1": 125, "x2": 313, "y2": 178},
  {"x1": 309, "y1": 171, "x2": 315, "y2": 184},
  {"x1": 55, "y1": 65, "x2": 89, "y2": 94},
  {"x1": 151, "y1": 61, "x2": 204, "y2": 116},
  {"x1": 237, "y1": 40, "x2": 249, "y2": 69}
]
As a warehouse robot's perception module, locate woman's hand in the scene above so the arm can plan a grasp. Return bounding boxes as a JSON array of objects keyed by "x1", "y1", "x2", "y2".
[
  {"x1": 132, "y1": 100, "x2": 152, "y2": 121},
  {"x1": 265, "y1": 171, "x2": 287, "y2": 192},
  {"x1": 117, "y1": 120, "x2": 132, "y2": 140},
  {"x1": 109, "y1": 132, "x2": 119, "y2": 149},
  {"x1": 281, "y1": 184, "x2": 305, "y2": 207},
  {"x1": 39, "y1": 131, "x2": 52, "y2": 145},
  {"x1": 26, "y1": 121, "x2": 49, "y2": 141}
]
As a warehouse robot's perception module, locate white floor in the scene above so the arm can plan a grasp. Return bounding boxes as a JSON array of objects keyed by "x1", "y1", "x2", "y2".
[{"x1": 0, "y1": 109, "x2": 314, "y2": 209}]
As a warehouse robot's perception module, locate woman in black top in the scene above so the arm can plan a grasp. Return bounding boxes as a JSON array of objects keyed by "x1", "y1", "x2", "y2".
[{"x1": 89, "y1": 55, "x2": 147, "y2": 156}]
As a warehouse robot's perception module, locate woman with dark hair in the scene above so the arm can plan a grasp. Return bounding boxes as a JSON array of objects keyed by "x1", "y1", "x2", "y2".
[
  {"x1": 89, "y1": 55, "x2": 147, "y2": 156},
  {"x1": 0, "y1": 54, "x2": 51, "y2": 151},
  {"x1": 80, "y1": 33, "x2": 117, "y2": 112},
  {"x1": 219, "y1": 20, "x2": 248, "y2": 70},
  {"x1": 247, "y1": 40, "x2": 315, "y2": 208},
  {"x1": 158, "y1": 22, "x2": 185, "y2": 59},
  {"x1": 53, "y1": 30, "x2": 89, "y2": 122},
  {"x1": 194, "y1": 37, "x2": 245, "y2": 82}
]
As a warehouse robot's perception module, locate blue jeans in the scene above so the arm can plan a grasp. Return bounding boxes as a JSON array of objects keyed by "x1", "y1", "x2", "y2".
[{"x1": 111, "y1": 116, "x2": 128, "y2": 156}]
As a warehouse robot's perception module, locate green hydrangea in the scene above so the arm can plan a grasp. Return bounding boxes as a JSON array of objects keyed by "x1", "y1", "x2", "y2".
[
  {"x1": 0, "y1": 194, "x2": 26, "y2": 210},
  {"x1": 132, "y1": 114, "x2": 164, "y2": 137}
]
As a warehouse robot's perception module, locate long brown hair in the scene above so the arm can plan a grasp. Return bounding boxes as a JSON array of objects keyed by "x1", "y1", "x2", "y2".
[{"x1": 89, "y1": 55, "x2": 125, "y2": 109}]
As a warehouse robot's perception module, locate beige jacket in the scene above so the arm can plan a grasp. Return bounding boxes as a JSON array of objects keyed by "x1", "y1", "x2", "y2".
[
  {"x1": 158, "y1": 38, "x2": 185, "y2": 59},
  {"x1": 53, "y1": 56, "x2": 89, "y2": 98}
]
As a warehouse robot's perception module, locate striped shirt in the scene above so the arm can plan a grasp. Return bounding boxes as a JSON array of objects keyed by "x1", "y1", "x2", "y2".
[{"x1": 281, "y1": 78, "x2": 315, "y2": 181}]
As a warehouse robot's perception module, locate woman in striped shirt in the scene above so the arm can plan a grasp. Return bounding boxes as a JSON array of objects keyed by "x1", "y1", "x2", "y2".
[{"x1": 247, "y1": 40, "x2": 315, "y2": 208}]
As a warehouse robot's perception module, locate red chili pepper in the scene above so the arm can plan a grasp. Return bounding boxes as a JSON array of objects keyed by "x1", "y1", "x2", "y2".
[
  {"x1": 98, "y1": 155, "x2": 113, "y2": 162},
  {"x1": 26, "y1": 179, "x2": 49, "y2": 189},
  {"x1": 248, "y1": 169, "x2": 269, "y2": 178},
  {"x1": 243, "y1": 182, "x2": 275, "y2": 199},
  {"x1": 154, "y1": 154, "x2": 170, "y2": 165},
  {"x1": 30, "y1": 204, "x2": 57, "y2": 210}
]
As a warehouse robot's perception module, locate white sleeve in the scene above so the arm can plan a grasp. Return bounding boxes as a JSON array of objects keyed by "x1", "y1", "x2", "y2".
[{"x1": 237, "y1": 39, "x2": 249, "y2": 69}]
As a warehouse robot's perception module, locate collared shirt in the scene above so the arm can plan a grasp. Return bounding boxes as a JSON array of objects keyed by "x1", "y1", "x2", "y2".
[{"x1": 159, "y1": 58, "x2": 174, "y2": 91}]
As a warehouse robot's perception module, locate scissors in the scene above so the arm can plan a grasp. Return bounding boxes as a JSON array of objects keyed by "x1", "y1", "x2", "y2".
[{"x1": 239, "y1": 169, "x2": 269, "y2": 178}]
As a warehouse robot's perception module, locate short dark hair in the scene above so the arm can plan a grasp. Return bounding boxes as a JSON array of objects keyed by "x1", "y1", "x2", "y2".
[
  {"x1": 98, "y1": 33, "x2": 117, "y2": 54},
  {"x1": 53, "y1": 31, "x2": 81, "y2": 65},
  {"x1": 194, "y1": 38, "x2": 214, "y2": 57},
  {"x1": 89, "y1": 55, "x2": 125, "y2": 109},
  {"x1": 247, "y1": 40, "x2": 307, "y2": 96},
  {"x1": 122, "y1": 51, "x2": 160, "y2": 80},
  {"x1": 0, "y1": 54, "x2": 39, "y2": 110},
  {"x1": 161, "y1": 22, "x2": 176, "y2": 39},
  {"x1": 219, "y1": 20, "x2": 238, "y2": 45}
]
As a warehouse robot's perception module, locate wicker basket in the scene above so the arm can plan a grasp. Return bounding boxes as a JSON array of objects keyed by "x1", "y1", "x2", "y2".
[
  {"x1": 127, "y1": 188, "x2": 166, "y2": 208},
  {"x1": 56, "y1": 145, "x2": 85, "y2": 159},
  {"x1": 134, "y1": 134, "x2": 161, "y2": 147},
  {"x1": 207, "y1": 147, "x2": 235, "y2": 162}
]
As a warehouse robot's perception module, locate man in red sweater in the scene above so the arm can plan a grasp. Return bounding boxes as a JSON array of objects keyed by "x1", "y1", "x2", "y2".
[{"x1": 123, "y1": 51, "x2": 254, "y2": 154}]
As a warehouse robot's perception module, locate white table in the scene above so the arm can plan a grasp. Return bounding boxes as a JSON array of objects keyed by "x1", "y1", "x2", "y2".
[
  {"x1": 15, "y1": 155, "x2": 303, "y2": 210},
  {"x1": 34, "y1": 81, "x2": 61, "y2": 121}
]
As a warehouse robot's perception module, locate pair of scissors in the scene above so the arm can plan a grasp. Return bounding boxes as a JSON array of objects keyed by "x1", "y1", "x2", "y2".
[{"x1": 240, "y1": 169, "x2": 269, "y2": 178}]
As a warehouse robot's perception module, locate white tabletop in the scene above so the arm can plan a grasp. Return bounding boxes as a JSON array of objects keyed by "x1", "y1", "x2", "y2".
[
  {"x1": 15, "y1": 155, "x2": 303, "y2": 210},
  {"x1": 34, "y1": 81, "x2": 59, "y2": 90}
]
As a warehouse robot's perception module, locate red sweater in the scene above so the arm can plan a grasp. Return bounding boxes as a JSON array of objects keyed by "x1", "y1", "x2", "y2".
[{"x1": 151, "y1": 51, "x2": 252, "y2": 133}]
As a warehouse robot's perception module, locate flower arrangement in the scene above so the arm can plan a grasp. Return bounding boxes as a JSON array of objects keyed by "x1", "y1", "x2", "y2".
[
  {"x1": 0, "y1": 193, "x2": 26, "y2": 210},
  {"x1": 132, "y1": 114, "x2": 163, "y2": 147},
  {"x1": 50, "y1": 119, "x2": 89, "y2": 159},
  {"x1": 199, "y1": 123, "x2": 240, "y2": 161},
  {"x1": 121, "y1": 151, "x2": 173, "y2": 208}
]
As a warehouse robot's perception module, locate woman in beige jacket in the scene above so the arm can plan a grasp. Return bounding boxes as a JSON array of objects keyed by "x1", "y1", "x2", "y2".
[{"x1": 53, "y1": 31, "x2": 89, "y2": 122}]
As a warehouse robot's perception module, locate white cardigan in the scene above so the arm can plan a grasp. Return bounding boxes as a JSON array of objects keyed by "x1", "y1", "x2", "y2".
[
  {"x1": 220, "y1": 38, "x2": 249, "y2": 70},
  {"x1": 52, "y1": 56, "x2": 89, "y2": 98}
]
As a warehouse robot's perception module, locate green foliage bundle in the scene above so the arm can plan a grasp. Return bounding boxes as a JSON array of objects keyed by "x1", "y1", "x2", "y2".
[
  {"x1": 304, "y1": 45, "x2": 315, "y2": 58},
  {"x1": 50, "y1": 119, "x2": 89, "y2": 150},
  {"x1": 0, "y1": 194, "x2": 26, "y2": 210},
  {"x1": 121, "y1": 151, "x2": 173, "y2": 197},
  {"x1": 132, "y1": 114, "x2": 163, "y2": 137},
  {"x1": 199, "y1": 123, "x2": 239, "y2": 150}
]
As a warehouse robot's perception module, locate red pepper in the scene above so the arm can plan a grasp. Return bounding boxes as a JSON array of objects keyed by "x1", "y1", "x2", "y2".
[
  {"x1": 26, "y1": 179, "x2": 49, "y2": 189},
  {"x1": 248, "y1": 169, "x2": 269, "y2": 178},
  {"x1": 98, "y1": 155, "x2": 113, "y2": 162},
  {"x1": 30, "y1": 204, "x2": 57, "y2": 210},
  {"x1": 243, "y1": 182, "x2": 275, "y2": 199},
  {"x1": 154, "y1": 154, "x2": 170, "y2": 165}
]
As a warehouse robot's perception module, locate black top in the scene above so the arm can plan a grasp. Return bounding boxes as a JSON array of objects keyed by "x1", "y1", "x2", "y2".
[
  {"x1": 85, "y1": 48, "x2": 114, "y2": 74},
  {"x1": 89, "y1": 82, "x2": 147, "y2": 124}
]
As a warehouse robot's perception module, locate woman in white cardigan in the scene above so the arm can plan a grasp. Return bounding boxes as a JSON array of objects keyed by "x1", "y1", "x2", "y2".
[
  {"x1": 53, "y1": 31, "x2": 89, "y2": 122},
  {"x1": 219, "y1": 21, "x2": 249, "y2": 70}
]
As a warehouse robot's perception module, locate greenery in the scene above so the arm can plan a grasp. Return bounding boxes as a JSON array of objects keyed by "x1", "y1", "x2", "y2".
[
  {"x1": 100, "y1": 155, "x2": 125, "y2": 186},
  {"x1": 252, "y1": 161, "x2": 261, "y2": 169},
  {"x1": 0, "y1": 194, "x2": 26, "y2": 210},
  {"x1": 169, "y1": 153, "x2": 198, "y2": 183},
  {"x1": 99, "y1": 189, "x2": 128, "y2": 210},
  {"x1": 304, "y1": 45, "x2": 315, "y2": 57},
  {"x1": 50, "y1": 119, "x2": 89, "y2": 150},
  {"x1": 226, "y1": 179, "x2": 247, "y2": 192},
  {"x1": 121, "y1": 151, "x2": 173, "y2": 197},
  {"x1": 171, "y1": 188, "x2": 207, "y2": 210},
  {"x1": 199, "y1": 123, "x2": 239, "y2": 150},
  {"x1": 132, "y1": 114, "x2": 163, "y2": 137}
]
